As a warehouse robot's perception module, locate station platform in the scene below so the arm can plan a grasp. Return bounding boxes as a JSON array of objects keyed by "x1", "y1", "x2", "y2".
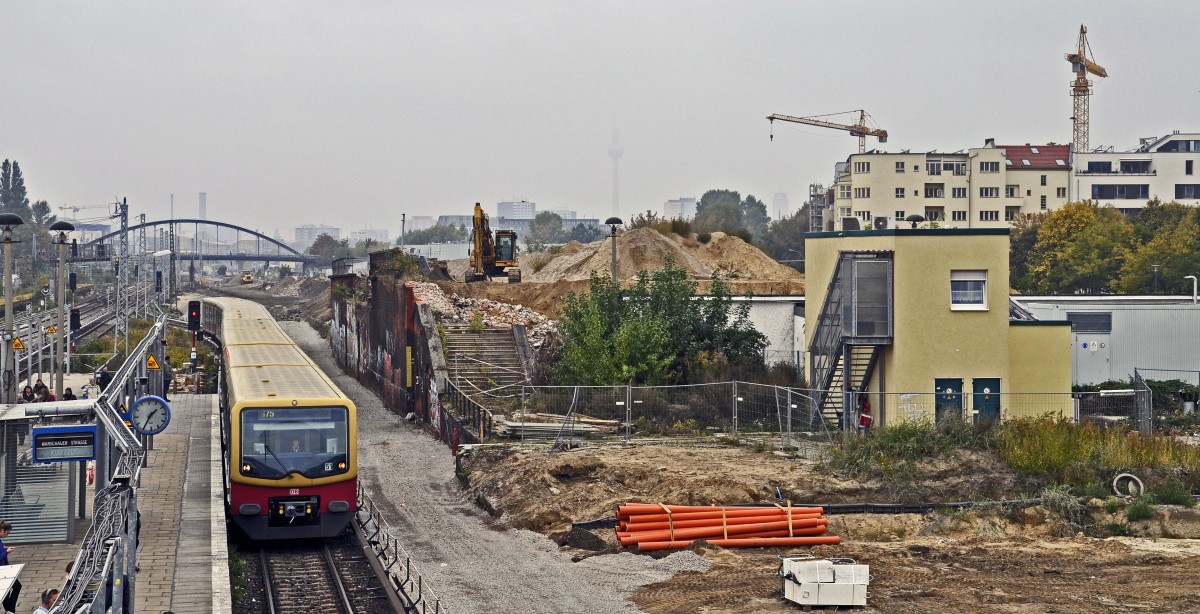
[{"x1": 8, "y1": 393, "x2": 231, "y2": 613}]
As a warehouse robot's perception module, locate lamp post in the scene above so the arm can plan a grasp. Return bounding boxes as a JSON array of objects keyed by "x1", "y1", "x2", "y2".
[
  {"x1": 604, "y1": 217, "x2": 623, "y2": 285},
  {"x1": 0, "y1": 213, "x2": 24, "y2": 404},
  {"x1": 50, "y1": 221, "x2": 75, "y2": 398},
  {"x1": 1152, "y1": 264, "x2": 1161, "y2": 294},
  {"x1": 1186, "y1": 275, "x2": 1198, "y2": 305}
]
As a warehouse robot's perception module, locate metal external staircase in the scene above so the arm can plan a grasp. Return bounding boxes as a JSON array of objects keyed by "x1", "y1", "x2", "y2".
[{"x1": 809, "y1": 253, "x2": 893, "y2": 427}]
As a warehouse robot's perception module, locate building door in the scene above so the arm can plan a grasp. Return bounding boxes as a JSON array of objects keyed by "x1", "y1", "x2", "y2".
[
  {"x1": 973, "y1": 378, "x2": 1002, "y2": 423},
  {"x1": 934, "y1": 378, "x2": 963, "y2": 424}
]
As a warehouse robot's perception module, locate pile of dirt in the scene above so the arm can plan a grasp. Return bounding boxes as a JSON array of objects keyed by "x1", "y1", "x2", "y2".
[{"x1": 524, "y1": 229, "x2": 803, "y2": 283}]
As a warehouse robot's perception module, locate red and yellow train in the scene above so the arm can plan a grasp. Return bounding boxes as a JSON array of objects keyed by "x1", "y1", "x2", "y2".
[{"x1": 201, "y1": 297, "x2": 357, "y2": 540}]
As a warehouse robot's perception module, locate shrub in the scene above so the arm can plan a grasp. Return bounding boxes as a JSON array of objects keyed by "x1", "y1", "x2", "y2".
[
  {"x1": 1103, "y1": 499, "x2": 1123, "y2": 514},
  {"x1": 468, "y1": 311, "x2": 485, "y2": 333},
  {"x1": 1073, "y1": 481, "x2": 1111, "y2": 500},
  {"x1": 1149, "y1": 481, "x2": 1196, "y2": 507},
  {"x1": 1104, "y1": 522, "x2": 1128, "y2": 537},
  {"x1": 822, "y1": 419, "x2": 995, "y2": 480},
  {"x1": 1126, "y1": 498, "x2": 1154, "y2": 522},
  {"x1": 697, "y1": 233, "x2": 712, "y2": 244},
  {"x1": 1040, "y1": 484, "x2": 1090, "y2": 536}
]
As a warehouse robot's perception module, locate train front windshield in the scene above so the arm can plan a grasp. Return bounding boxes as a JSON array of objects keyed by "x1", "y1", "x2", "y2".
[{"x1": 240, "y1": 407, "x2": 350, "y2": 479}]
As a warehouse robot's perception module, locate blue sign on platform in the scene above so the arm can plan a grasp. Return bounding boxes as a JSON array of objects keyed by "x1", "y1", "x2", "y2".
[{"x1": 32, "y1": 424, "x2": 98, "y2": 463}]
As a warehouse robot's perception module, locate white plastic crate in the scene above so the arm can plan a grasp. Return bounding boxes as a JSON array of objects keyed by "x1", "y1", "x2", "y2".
[{"x1": 780, "y1": 557, "x2": 869, "y2": 608}]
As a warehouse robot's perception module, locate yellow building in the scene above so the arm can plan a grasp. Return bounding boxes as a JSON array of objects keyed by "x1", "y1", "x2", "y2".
[{"x1": 804, "y1": 227, "x2": 1072, "y2": 427}]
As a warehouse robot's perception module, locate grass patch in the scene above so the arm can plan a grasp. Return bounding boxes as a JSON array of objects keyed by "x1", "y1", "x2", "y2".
[
  {"x1": 1073, "y1": 481, "x2": 1111, "y2": 500},
  {"x1": 1104, "y1": 499, "x2": 1123, "y2": 514},
  {"x1": 1103, "y1": 522, "x2": 1129, "y2": 537},
  {"x1": 468, "y1": 310, "x2": 485, "y2": 333},
  {"x1": 1126, "y1": 498, "x2": 1155, "y2": 522},
  {"x1": 1040, "y1": 484, "x2": 1090, "y2": 536},
  {"x1": 228, "y1": 548, "x2": 249, "y2": 603},
  {"x1": 996, "y1": 416, "x2": 1200, "y2": 489},
  {"x1": 822, "y1": 419, "x2": 996, "y2": 480}
]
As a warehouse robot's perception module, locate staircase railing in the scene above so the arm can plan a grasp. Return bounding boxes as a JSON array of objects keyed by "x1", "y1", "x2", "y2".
[{"x1": 809, "y1": 255, "x2": 851, "y2": 408}]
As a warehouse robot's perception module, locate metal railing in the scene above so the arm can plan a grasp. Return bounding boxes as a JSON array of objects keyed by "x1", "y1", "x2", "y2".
[
  {"x1": 355, "y1": 483, "x2": 447, "y2": 614},
  {"x1": 443, "y1": 379, "x2": 494, "y2": 444}
]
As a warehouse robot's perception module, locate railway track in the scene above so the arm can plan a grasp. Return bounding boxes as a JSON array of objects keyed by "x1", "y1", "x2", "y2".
[{"x1": 259, "y1": 531, "x2": 395, "y2": 614}]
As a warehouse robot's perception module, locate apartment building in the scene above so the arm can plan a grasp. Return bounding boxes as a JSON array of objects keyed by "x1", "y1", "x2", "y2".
[
  {"x1": 1073, "y1": 131, "x2": 1200, "y2": 213},
  {"x1": 663, "y1": 197, "x2": 697, "y2": 220},
  {"x1": 497, "y1": 200, "x2": 537, "y2": 219},
  {"x1": 825, "y1": 140, "x2": 1070, "y2": 231}
]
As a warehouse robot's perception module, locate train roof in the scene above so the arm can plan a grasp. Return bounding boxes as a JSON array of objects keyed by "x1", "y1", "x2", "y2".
[{"x1": 205, "y1": 297, "x2": 349, "y2": 404}]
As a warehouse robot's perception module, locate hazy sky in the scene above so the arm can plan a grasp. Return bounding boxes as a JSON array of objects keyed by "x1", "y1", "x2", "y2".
[{"x1": 5, "y1": 1, "x2": 1198, "y2": 241}]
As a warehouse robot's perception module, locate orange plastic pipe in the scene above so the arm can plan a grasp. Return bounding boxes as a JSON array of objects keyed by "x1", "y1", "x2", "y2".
[
  {"x1": 617, "y1": 526, "x2": 827, "y2": 547},
  {"x1": 636, "y1": 535, "x2": 841, "y2": 552},
  {"x1": 621, "y1": 507, "x2": 824, "y2": 523},
  {"x1": 617, "y1": 518, "x2": 828, "y2": 546},
  {"x1": 618, "y1": 503, "x2": 824, "y2": 516},
  {"x1": 623, "y1": 512, "x2": 824, "y2": 533}
]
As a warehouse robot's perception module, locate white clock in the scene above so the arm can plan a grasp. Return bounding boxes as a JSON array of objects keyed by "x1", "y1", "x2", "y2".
[{"x1": 130, "y1": 395, "x2": 172, "y2": 436}]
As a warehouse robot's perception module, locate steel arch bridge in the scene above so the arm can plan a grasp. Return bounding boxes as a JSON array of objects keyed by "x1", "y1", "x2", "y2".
[{"x1": 84, "y1": 218, "x2": 316, "y2": 267}]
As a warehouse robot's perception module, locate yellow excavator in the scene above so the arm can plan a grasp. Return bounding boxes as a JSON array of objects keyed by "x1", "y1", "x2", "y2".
[{"x1": 466, "y1": 203, "x2": 521, "y2": 283}]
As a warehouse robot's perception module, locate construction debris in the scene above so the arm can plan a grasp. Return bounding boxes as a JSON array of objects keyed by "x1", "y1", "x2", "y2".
[{"x1": 409, "y1": 281, "x2": 557, "y2": 348}]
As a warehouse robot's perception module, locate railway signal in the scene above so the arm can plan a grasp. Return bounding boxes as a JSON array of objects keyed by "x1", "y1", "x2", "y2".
[{"x1": 187, "y1": 300, "x2": 201, "y2": 331}]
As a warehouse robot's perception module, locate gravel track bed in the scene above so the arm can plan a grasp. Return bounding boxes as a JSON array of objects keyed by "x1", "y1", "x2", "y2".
[{"x1": 281, "y1": 321, "x2": 710, "y2": 614}]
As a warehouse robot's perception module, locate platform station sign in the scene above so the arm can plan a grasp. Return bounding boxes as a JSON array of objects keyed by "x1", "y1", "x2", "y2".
[{"x1": 32, "y1": 424, "x2": 98, "y2": 463}]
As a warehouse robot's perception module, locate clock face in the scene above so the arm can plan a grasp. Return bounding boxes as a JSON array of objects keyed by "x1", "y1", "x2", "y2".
[{"x1": 131, "y1": 396, "x2": 171, "y2": 436}]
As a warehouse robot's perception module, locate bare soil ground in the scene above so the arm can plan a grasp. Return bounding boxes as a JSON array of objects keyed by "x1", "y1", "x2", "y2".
[{"x1": 461, "y1": 444, "x2": 1200, "y2": 613}]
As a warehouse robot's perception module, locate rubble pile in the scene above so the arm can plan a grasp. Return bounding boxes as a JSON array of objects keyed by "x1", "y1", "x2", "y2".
[{"x1": 410, "y1": 282, "x2": 557, "y2": 348}]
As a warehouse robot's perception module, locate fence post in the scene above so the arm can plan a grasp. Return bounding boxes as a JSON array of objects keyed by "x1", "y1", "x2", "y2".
[
  {"x1": 732, "y1": 381, "x2": 738, "y2": 438},
  {"x1": 625, "y1": 384, "x2": 632, "y2": 443},
  {"x1": 786, "y1": 388, "x2": 793, "y2": 449}
]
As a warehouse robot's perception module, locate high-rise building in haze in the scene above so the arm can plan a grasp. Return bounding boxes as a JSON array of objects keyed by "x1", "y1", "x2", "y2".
[
  {"x1": 773, "y1": 192, "x2": 790, "y2": 219},
  {"x1": 608, "y1": 131, "x2": 623, "y2": 219},
  {"x1": 663, "y1": 197, "x2": 697, "y2": 220},
  {"x1": 497, "y1": 200, "x2": 537, "y2": 219},
  {"x1": 295, "y1": 224, "x2": 341, "y2": 247}
]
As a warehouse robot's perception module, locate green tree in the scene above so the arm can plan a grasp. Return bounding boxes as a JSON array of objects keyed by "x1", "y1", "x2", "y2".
[
  {"x1": 567, "y1": 223, "x2": 603, "y2": 243},
  {"x1": 307, "y1": 233, "x2": 343, "y2": 267},
  {"x1": 757, "y1": 207, "x2": 809, "y2": 272},
  {"x1": 741, "y1": 194, "x2": 770, "y2": 239},
  {"x1": 525, "y1": 211, "x2": 563, "y2": 252},
  {"x1": 30, "y1": 200, "x2": 55, "y2": 226},
  {"x1": 1009, "y1": 213, "x2": 1045, "y2": 292},
  {"x1": 1026, "y1": 202, "x2": 1134, "y2": 293},
  {"x1": 1129, "y1": 199, "x2": 1198, "y2": 244},
  {"x1": 554, "y1": 257, "x2": 766, "y2": 385},
  {"x1": 696, "y1": 189, "x2": 741, "y2": 217},
  {"x1": 0, "y1": 160, "x2": 33, "y2": 220},
  {"x1": 400, "y1": 223, "x2": 467, "y2": 245},
  {"x1": 1115, "y1": 216, "x2": 1200, "y2": 294},
  {"x1": 693, "y1": 201, "x2": 743, "y2": 234}
]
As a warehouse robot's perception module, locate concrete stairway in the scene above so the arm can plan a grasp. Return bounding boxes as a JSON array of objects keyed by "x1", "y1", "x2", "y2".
[{"x1": 440, "y1": 324, "x2": 528, "y2": 397}]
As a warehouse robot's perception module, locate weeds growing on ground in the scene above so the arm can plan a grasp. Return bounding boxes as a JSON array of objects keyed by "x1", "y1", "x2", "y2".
[
  {"x1": 1149, "y1": 481, "x2": 1196, "y2": 507},
  {"x1": 1040, "y1": 484, "x2": 1091, "y2": 536},
  {"x1": 228, "y1": 549, "x2": 249, "y2": 603},
  {"x1": 821, "y1": 418, "x2": 995, "y2": 480},
  {"x1": 1127, "y1": 498, "x2": 1155, "y2": 522}
]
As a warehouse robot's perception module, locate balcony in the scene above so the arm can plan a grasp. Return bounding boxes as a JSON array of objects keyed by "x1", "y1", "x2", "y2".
[{"x1": 1075, "y1": 170, "x2": 1157, "y2": 176}]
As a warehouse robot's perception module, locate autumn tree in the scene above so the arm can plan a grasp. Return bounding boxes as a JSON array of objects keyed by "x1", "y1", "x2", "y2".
[
  {"x1": 1115, "y1": 215, "x2": 1200, "y2": 294},
  {"x1": 1025, "y1": 202, "x2": 1134, "y2": 293}
]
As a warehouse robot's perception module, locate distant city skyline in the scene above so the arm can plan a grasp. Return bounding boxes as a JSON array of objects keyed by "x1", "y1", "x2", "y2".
[{"x1": 4, "y1": 3, "x2": 1197, "y2": 232}]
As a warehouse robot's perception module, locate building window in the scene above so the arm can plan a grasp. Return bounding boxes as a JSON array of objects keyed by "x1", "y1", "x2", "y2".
[
  {"x1": 951, "y1": 270, "x2": 988, "y2": 310},
  {"x1": 924, "y1": 209, "x2": 944, "y2": 221},
  {"x1": 895, "y1": 161, "x2": 905, "y2": 173},
  {"x1": 1156, "y1": 139, "x2": 1200, "y2": 152},
  {"x1": 952, "y1": 210, "x2": 967, "y2": 222},
  {"x1": 979, "y1": 187, "x2": 999, "y2": 198},
  {"x1": 854, "y1": 187, "x2": 871, "y2": 199},
  {"x1": 980, "y1": 161, "x2": 1000, "y2": 173},
  {"x1": 839, "y1": 185, "x2": 852, "y2": 199},
  {"x1": 1040, "y1": 195, "x2": 1047, "y2": 209},
  {"x1": 895, "y1": 187, "x2": 905, "y2": 199},
  {"x1": 1005, "y1": 185, "x2": 1018, "y2": 198},
  {"x1": 1057, "y1": 187, "x2": 1067, "y2": 198},
  {"x1": 1087, "y1": 161, "x2": 1113, "y2": 173},
  {"x1": 1188, "y1": 160, "x2": 1194, "y2": 176},
  {"x1": 1092, "y1": 184, "x2": 1150, "y2": 200},
  {"x1": 1119, "y1": 160, "x2": 1151, "y2": 174},
  {"x1": 924, "y1": 185, "x2": 944, "y2": 198},
  {"x1": 855, "y1": 210, "x2": 873, "y2": 221},
  {"x1": 1176, "y1": 184, "x2": 1200, "y2": 199},
  {"x1": 854, "y1": 161, "x2": 871, "y2": 173},
  {"x1": 1004, "y1": 209, "x2": 1018, "y2": 221},
  {"x1": 894, "y1": 210, "x2": 905, "y2": 220},
  {"x1": 1040, "y1": 174, "x2": 1047, "y2": 186},
  {"x1": 979, "y1": 210, "x2": 999, "y2": 222},
  {"x1": 952, "y1": 187, "x2": 967, "y2": 198},
  {"x1": 952, "y1": 162, "x2": 967, "y2": 176},
  {"x1": 913, "y1": 164, "x2": 920, "y2": 173},
  {"x1": 926, "y1": 161, "x2": 942, "y2": 175},
  {"x1": 839, "y1": 207, "x2": 852, "y2": 217}
]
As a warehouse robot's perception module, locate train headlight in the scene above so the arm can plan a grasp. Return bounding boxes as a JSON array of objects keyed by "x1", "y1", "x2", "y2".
[
  {"x1": 337, "y1": 461, "x2": 346, "y2": 470},
  {"x1": 241, "y1": 463, "x2": 251, "y2": 473}
]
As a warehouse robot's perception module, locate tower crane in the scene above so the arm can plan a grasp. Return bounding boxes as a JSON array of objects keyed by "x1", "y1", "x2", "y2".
[
  {"x1": 58, "y1": 203, "x2": 112, "y2": 220},
  {"x1": 767, "y1": 110, "x2": 888, "y2": 153},
  {"x1": 1066, "y1": 24, "x2": 1107, "y2": 153}
]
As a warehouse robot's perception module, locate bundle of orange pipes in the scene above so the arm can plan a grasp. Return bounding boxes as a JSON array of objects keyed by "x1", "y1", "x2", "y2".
[{"x1": 615, "y1": 503, "x2": 840, "y2": 552}]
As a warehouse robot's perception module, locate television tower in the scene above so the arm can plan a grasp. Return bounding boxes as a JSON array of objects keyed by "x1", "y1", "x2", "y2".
[{"x1": 608, "y1": 131, "x2": 623, "y2": 219}]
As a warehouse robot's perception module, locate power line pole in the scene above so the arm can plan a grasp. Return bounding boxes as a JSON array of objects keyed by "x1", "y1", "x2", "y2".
[{"x1": 115, "y1": 198, "x2": 129, "y2": 355}]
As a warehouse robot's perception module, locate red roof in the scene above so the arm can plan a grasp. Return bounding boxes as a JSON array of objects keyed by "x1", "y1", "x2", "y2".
[{"x1": 997, "y1": 144, "x2": 1071, "y2": 170}]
